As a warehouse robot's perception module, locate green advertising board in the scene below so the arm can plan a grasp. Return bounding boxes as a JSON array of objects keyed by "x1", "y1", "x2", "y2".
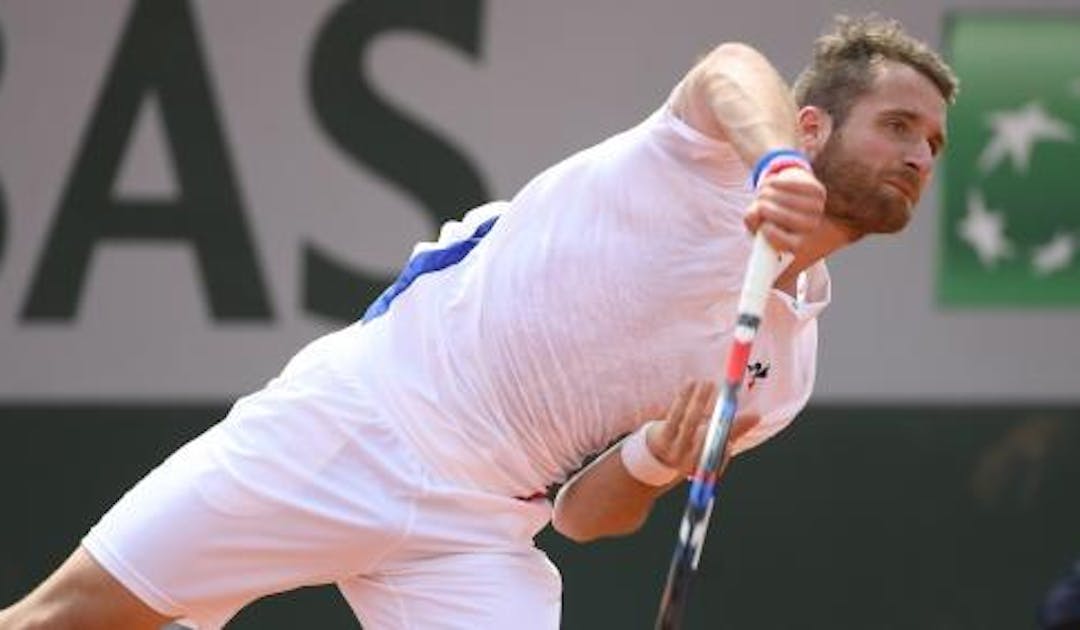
[{"x1": 940, "y1": 13, "x2": 1080, "y2": 306}]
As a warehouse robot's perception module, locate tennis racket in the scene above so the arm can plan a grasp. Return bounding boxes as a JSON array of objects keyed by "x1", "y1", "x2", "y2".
[{"x1": 654, "y1": 231, "x2": 780, "y2": 630}]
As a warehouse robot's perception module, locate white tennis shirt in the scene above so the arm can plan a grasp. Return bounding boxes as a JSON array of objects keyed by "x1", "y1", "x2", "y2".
[{"x1": 349, "y1": 101, "x2": 831, "y2": 498}]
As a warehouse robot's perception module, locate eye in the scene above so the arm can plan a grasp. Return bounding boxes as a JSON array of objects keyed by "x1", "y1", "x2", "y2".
[
  {"x1": 929, "y1": 134, "x2": 947, "y2": 158},
  {"x1": 886, "y1": 118, "x2": 909, "y2": 134}
]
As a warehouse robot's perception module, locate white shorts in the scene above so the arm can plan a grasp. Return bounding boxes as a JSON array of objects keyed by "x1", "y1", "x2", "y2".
[{"x1": 82, "y1": 330, "x2": 561, "y2": 629}]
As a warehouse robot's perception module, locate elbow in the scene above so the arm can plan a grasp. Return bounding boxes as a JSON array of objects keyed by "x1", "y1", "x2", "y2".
[
  {"x1": 697, "y1": 42, "x2": 774, "y2": 86},
  {"x1": 550, "y1": 504, "x2": 596, "y2": 543},
  {"x1": 552, "y1": 518, "x2": 597, "y2": 544},
  {"x1": 677, "y1": 42, "x2": 771, "y2": 138},
  {"x1": 694, "y1": 42, "x2": 768, "y2": 94},
  {"x1": 706, "y1": 41, "x2": 767, "y2": 65},
  {"x1": 551, "y1": 508, "x2": 646, "y2": 544}
]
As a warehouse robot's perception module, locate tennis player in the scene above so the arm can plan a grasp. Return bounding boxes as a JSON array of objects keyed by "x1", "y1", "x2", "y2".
[{"x1": 0, "y1": 14, "x2": 955, "y2": 630}]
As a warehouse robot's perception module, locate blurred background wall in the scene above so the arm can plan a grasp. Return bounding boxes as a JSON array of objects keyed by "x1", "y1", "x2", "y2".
[{"x1": 1, "y1": 1, "x2": 1077, "y2": 628}]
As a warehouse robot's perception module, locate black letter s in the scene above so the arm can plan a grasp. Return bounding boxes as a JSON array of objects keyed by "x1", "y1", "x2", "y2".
[{"x1": 306, "y1": 0, "x2": 489, "y2": 321}]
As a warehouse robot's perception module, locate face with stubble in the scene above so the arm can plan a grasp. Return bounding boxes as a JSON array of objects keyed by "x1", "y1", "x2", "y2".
[{"x1": 811, "y1": 60, "x2": 948, "y2": 236}]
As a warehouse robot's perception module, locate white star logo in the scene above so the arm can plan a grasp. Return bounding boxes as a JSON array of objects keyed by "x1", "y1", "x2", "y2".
[
  {"x1": 977, "y1": 101, "x2": 1074, "y2": 174},
  {"x1": 958, "y1": 190, "x2": 1014, "y2": 268},
  {"x1": 1032, "y1": 231, "x2": 1076, "y2": 276}
]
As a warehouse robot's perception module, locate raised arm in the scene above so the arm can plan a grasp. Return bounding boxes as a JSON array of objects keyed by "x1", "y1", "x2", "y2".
[
  {"x1": 673, "y1": 42, "x2": 827, "y2": 274},
  {"x1": 671, "y1": 42, "x2": 800, "y2": 167}
]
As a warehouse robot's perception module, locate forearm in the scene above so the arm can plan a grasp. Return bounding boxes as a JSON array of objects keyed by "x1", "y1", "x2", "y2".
[
  {"x1": 553, "y1": 382, "x2": 724, "y2": 543},
  {"x1": 552, "y1": 440, "x2": 679, "y2": 543},
  {"x1": 672, "y1": 42, "x2": 799, "y2": 167}
]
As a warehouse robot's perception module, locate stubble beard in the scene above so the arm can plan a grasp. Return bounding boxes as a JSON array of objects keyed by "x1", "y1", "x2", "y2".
[{"x1": 812, "y1": 133, "x2": 915, "y2": 237}]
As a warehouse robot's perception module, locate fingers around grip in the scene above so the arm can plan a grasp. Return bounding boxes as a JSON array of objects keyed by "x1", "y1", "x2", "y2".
[
  {"x1": 743, "y1": 206, "x2": 764, "y2": 235},
  {"x1": 758, "y1": 222, "x2": 801, "y2": 253},
  {"x1": 745, "y1": 166, "x2": 826, "y2": 252},
  {"x1": 747, "y1": 201, "x2": 823, "y2": 253}
]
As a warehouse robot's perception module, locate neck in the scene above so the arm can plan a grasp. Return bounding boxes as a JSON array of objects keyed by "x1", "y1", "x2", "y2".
[{"x1": 773, "y1": 218, "x2": 859, "y2": 295}]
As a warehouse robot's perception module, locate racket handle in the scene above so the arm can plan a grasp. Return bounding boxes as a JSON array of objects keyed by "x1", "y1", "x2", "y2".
[{"x1": 737, "y1": 232, "x2": 781, "y2": 320}]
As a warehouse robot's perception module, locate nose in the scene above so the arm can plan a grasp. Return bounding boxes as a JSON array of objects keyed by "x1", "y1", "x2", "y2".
[{"x1": 905, "y1": 140, "x2": 934, "y2": 179}]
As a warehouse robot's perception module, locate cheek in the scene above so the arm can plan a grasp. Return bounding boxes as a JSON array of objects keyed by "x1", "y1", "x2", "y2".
[{"x1": 863, "y1": 136, "x2": 900, "y2": 164}]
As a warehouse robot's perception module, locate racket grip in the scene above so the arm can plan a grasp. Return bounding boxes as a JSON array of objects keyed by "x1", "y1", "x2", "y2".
[{"x1": 736, "y1": 232, "x2": 781, "y2": 319}]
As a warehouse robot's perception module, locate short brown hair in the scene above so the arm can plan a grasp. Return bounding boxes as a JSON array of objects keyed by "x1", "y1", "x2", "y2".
[{"x1": 793, "y1": 14, "x2": 958, "y2": 125}]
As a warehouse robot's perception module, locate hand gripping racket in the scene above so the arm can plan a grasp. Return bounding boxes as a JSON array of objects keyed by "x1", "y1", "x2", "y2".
[{"x1": 654, "y1": 231, "x2": 781, "y2": 630}]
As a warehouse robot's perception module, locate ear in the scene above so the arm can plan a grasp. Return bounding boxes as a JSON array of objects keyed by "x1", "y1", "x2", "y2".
[{"x1": 797, "y1": 106, "x2": 833, "y2": 158}]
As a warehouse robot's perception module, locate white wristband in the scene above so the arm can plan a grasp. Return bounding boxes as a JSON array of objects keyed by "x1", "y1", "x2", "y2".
[{"x1": 620, "y1": 421, "x2": 679, "y2": 487}]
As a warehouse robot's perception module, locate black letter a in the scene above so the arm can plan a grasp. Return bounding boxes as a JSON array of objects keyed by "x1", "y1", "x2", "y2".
[{"x1": 22, "y1": 0, "x2": 272, "y2": 321}]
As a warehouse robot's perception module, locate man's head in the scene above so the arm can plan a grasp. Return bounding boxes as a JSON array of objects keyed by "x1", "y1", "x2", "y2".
[{"x1": 793, "y1": 15, "x2": 958, "y2": 237}]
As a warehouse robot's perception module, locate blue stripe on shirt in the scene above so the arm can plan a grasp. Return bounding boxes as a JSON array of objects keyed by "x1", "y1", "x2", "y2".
[{"x1": 362, "y1": 216, "x2": 499, "y2": 322}]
